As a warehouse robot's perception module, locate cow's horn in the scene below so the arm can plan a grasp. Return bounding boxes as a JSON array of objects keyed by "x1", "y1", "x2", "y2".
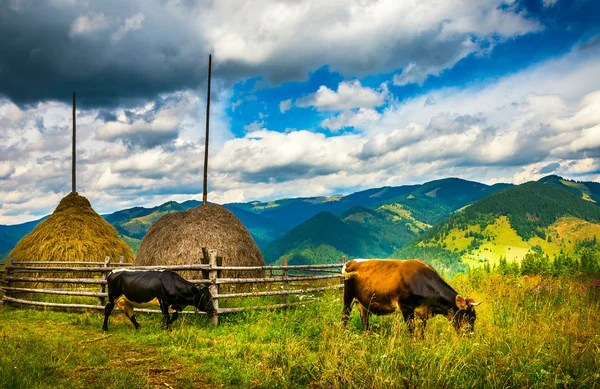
[{"x1": 470, "y1": 301, "x2": 482, "y2": 306}]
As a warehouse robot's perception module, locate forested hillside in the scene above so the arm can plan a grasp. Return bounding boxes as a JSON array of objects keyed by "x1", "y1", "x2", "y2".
[
  {"x1": 394, "y1": 180, "x2": 600, "y2": 272},
  {"x1": 0, "y1": 177, "x2": 508, "y2": 260}
]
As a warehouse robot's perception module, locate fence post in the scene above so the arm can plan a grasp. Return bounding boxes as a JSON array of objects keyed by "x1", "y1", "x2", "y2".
[
  {"x1": 268, "y1": 267, "x2": 273, "y2": 291},
  {"x1": 282, "y1": 257, "x2": 289, "y2": 307},
  {"x1": 201, "y1": 247, "x2": 209, "y2": 280},
  {"x1": 341, "y1": 256, "x2": 347, "y2": 287},
  {"x1": 98, "y1": 256, "x2": 110, "y2": 306},
  {"x1": 119, "y1": 256, "x2": 124, "y2": 264},
  {"x1": 2, "y1": 257, "x2": 14, "y2": 304},
  {"x1": 208, "y1": 249, "x2": 219, "y2": 326}
]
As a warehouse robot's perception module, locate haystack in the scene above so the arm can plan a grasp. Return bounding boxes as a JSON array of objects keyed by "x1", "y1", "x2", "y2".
[
  {"x1": 7, "y1": 192, "x2": 134, "y2": 287},
  {"x1": 135, "y1": 203, "x2": 265, "y2": 279}
]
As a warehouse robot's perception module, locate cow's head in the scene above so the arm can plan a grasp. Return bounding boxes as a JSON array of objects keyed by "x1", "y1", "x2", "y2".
[
  {"x1": 193, "y1": 285, "x2": 215, "y2": 315},
  {"x1": 452, "y1": 295, "x2": 481, "y2": 334}
]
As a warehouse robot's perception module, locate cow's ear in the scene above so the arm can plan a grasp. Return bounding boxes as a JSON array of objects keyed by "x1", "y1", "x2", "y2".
[{"x1": 456, "y1": 295, "x2": 469, "y2": 310}]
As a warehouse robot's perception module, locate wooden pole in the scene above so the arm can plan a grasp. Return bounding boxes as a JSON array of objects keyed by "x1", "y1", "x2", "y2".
[
  {"x1": 72, "y1": 91, "x2": 76, "y2": 194},
  {"x1": 282, "y1": 257, "x2": 289, "y2": 307},
  {"x1": 2, "y1": 257, "x2": 15, "y2": 304},
  {"x1": 208, "y1": 249, "x2": 219, "y2": 326},
  {"x1": 98, "y1": 256, "x2": 110, "y2": 306},
  {"x1": 202, "y1": 54, "x2": 212, "y2": 205}
]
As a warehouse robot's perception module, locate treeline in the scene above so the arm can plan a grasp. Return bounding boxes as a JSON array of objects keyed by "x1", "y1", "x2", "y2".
[
  {"x1": 390, "y1": 244, "x2": 468, "y2": 276},
  {"x1": 474, "y1": 239, "x2": 600, "y2": 277},
  {"x1": 420, "y1": 181, "x2": 600, "y2": 242}
]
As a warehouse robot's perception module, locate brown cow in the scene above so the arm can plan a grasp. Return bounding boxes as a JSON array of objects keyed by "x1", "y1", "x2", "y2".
[{"x1": 342, "y1": 259, "x2": 480, "y2": 337}]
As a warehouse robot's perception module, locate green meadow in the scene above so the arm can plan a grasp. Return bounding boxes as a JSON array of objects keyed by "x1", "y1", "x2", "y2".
[{"x1": 1, "y1": 272, "x2": 599, "y2": 389}]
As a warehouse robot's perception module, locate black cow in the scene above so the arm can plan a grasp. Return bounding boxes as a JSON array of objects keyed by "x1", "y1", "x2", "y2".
[
  {"x1": 342, "y1": 259, "x2": 481, "y2": 337},
  {"x1": 102, "y1": 269, "x2": 214, "y2": 331}
]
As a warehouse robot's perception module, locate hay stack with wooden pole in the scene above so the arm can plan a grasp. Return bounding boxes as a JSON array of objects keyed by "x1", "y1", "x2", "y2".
[
  {"x1": 136, "y1": 55, "x2": 265, "y2": 279},
  {"x1": 6, "y1": 92, "x2": 133, "y2": 288},
  {"x1": 135, "y1": 203, "x2": 265, "y2": 279},
  {"x1": 7, "y1": 192, "x2": 134, "y2": 287}
]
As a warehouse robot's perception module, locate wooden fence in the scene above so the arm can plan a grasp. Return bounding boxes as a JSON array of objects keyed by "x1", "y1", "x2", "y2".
[{"x1": 0, "y1": 250, "x2": 346, "y2": 325}]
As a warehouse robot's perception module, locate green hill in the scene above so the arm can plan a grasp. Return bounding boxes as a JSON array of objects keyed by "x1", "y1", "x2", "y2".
[
  {"x1": 538, "y1": 175, "x2": 600, "y2": 203},
  {"x1": 263, "y1": 204, "x2": 431, "y2": 265},
  {"x1": 263, "y1": 212, "x2": 369, "y2": 265},
  {"x1": 223, "y1": 205, "x2": 286, "y2": 250},
  {"x1": 230, "y1": 178, "x2": 510, "y2": 228},
  {"x1": 0, "y1": 217, "x2": 46, "y2": 262},
  {"x1": 393, "y1": 179, "x2": 600, "y2": 270},
  {"x1": 0, "y1": 177, "x2": 512, "y2": 261}
]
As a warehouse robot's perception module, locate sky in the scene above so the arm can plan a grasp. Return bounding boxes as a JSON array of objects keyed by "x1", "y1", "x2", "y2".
[{"x1": 1, "y1": 0, "x2": 600, "y2": 225}]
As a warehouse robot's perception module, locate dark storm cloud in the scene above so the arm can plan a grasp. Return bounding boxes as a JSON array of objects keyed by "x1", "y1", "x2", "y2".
[
  {"x1": 0, "y1": 0, "x2": 541, "y2": 109},
  {"x1": 234, "y1": 163, "x2": 342, "y2": 184},
  {"x1": 0, "y1": 0, "x2": 208, "y2": 108}
]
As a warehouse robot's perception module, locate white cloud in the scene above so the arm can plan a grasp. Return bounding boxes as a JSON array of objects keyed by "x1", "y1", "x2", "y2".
[
  {"x1": 543, "y1": 0, "x2": 559, "y2": 7},
  {"x1": 0, "y1": 163, "x2": 14, "y2": 179},
  {"x1": 203, "y1": 0, "x2": 541, "y2": 83},
  {"x1": 279, "y1": 99, "x2": 292, "y2": 113},
  {"x1": 111, "y1": 13, "x2": 145, "y2": 42},
  {"x1": 320, "y1": 108, "x2": 381, "y2": 131},
  {"x1": 69, "y1": 13, "x2": 112, "y2": 38},
  {"x1": 297, "y1": 80, "x2": 388, "y2": 111},
  {"x1": 243, "y1": 120, "x2": 265, "y2": 133},
  {"x1": 2, "y1": 47, "x2": 600, "y2": 225}
]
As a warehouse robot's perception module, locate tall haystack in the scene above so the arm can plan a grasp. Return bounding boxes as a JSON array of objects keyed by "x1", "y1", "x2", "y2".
[
  {"x1": 135, "y1": 203, "x2": 265, "y2": 279},
  {"x1": 8, "y1": 192, "x2": 134, "y2": 286}
]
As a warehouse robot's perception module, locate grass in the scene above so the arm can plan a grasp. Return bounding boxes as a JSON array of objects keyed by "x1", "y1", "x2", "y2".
[
  {"x1": 560, "y1": 180, "x2": 596, "y2": 203},
  {"x1": 433, "y1": 216, "x2": 600, "y2": 268},
  {"x1": 1, "y1": 274, "x2": 599, "y2": 388}
]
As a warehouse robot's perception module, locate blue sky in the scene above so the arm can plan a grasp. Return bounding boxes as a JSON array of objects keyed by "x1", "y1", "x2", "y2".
[
  {"x1": 1, "y1": 0, "x2": 600, "y2": 224},
  {"x1": 227, "y1": 0, "x2": 599, "y2": 137}
]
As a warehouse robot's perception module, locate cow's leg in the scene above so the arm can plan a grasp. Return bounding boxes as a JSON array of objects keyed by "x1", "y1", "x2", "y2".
[
  {"x1": 414, "y1": 308, "x2": 428, "y2": 340},
  {"x1": 357, "y1": 304, "x2": 370, "y2": 330},
  {"x1": 159, "y1": 301, "x2": 172, "y2": 330},
  {"x1": 121, "y1": 303, "x2": 141, "y2": 330},
  {"x1": 102, "y1": 301, "x2": 115, "y2": 331},
  {"x1": 129, "y1": 315, "x2": 141, "y2": 330},
  {"x1": 419, "y1": 319, "x2": 427, "y2": 340},
  {"x1": 341, "y1": 279, "x2": 355, "y2": 327},
  {"x1": 402, "y1": 308, "x2": 416, "y2": 335}
]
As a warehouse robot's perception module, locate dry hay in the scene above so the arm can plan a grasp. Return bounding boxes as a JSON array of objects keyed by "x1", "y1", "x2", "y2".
[
  {"x1": 135, "y1": 203, "x2": 265, "y2": 279},
  {"x1": 7, "y1": 192, "x2": 134, "y2": 288}
]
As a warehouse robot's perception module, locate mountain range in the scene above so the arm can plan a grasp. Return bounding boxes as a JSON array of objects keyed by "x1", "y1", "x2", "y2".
[{"x1": 1, "y1": 175, "x2": 599, "y2": 271}]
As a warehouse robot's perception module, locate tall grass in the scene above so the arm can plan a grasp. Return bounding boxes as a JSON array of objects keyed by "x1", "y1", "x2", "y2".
[{"x1": 1, "y1": 273, "x2": 599, "y2": 388}]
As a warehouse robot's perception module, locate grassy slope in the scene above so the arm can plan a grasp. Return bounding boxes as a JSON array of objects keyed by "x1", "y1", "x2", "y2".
[
  {"x1": 396, "y1": 181, "x2": 600, "y2": 269},
  {"x1": 1, "y1": 274, "x2": 599, "y2": 388},
  {"x1": 539, "y1": 175, "x2": 600, "y2": 203},
  {"x1": 416, "y1": 215, "x2": 600, "y2": 268}
]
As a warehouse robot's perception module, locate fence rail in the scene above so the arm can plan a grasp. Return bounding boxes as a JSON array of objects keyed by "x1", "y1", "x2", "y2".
[{"x1": 0, "y1": 253, "x2": 347, "y2": 325}]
